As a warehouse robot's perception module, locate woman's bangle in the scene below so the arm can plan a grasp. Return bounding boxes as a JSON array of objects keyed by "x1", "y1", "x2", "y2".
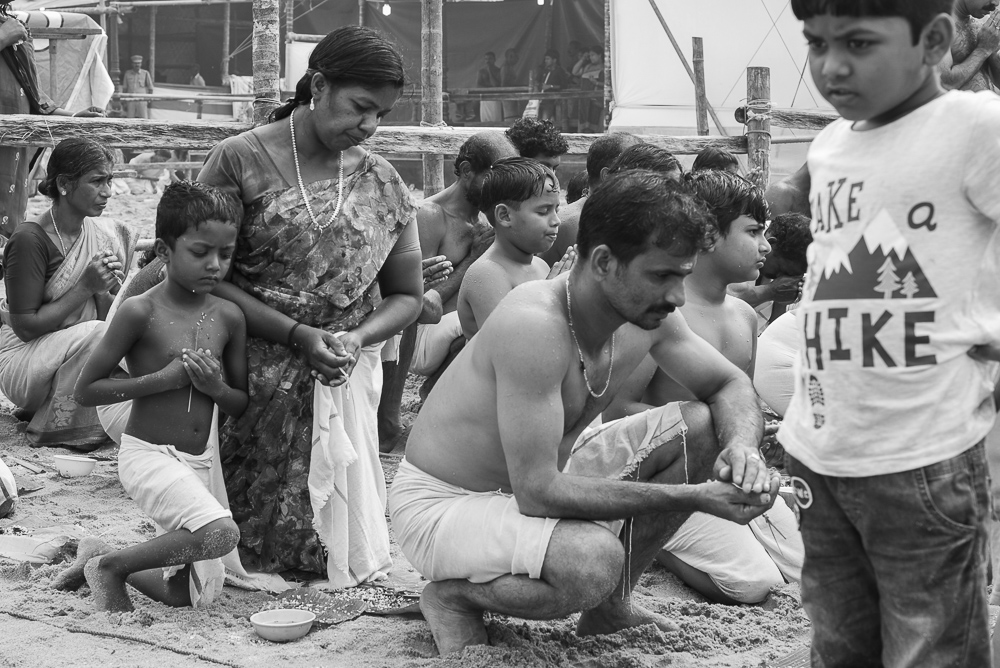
[{"x1": 287, "y1": 322, "x2": 301, "y2": 348}]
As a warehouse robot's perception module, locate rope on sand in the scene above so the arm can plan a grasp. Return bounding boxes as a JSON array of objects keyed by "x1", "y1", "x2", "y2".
[{"x1": 0, "y1": 608, "x2": 245, "y2": 668}]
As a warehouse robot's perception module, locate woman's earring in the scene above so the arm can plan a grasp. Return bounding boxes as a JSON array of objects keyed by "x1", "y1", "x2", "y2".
[
  {"x1": 309, "y1": 98, "x2": 315, "y2": 111},
  {"x1": 60, "y1": 190, "x2": 66, "y2": 195}
]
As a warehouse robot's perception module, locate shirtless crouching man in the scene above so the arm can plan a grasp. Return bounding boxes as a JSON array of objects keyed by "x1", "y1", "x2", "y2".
[
  {"x1": 389, "y1": 170, "x2": 779, "y2": 655},
  {"x1": 940, "y1": 0, "x2": 1000, "y2": 91}
]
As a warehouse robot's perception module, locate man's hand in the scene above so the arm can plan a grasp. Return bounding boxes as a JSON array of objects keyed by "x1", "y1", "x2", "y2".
[
  {"x1": 418, "y1": 289, "x2": 444, "y2": 325},
  {"x1": 969, "y1": 342, "x2": 1000, "y2": 363},
  {"x1": 0, "y1": 19, "x2": 28, "y2": 50},
  {"x1": 422, "y1": 255, "x2": 452, "y2": 290},
  {"x1": 767, "y1": 275, "x2": 804, "y2": 305},
  {"x1": 979, "y1": 9, "x2": 1000, "y2": 54},
  {"x1": 714, "y1": 443, "x2": 772, "y2": 494},
  {"x1": 694, "y1": 478, "x2": 778, "y2": 524},
  {"x1": 470, "y1": 224, "x2": 495, "y2": 261}
]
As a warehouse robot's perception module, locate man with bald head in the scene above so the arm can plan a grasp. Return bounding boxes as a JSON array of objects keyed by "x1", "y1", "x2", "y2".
[
  {"x1": 540, "y1": 132, "x2": 642, "y2": 266},
  {"x1": 379, "y1": 131, "x2": 518, "y2": 450}
]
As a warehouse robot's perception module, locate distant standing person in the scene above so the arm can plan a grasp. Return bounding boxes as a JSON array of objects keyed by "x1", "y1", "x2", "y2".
[
  {"x1": 536, "y1": 49, "x2": 570, "y2": 124},
  {"x1": 122, "y1": 55, "x2": 154, "y2": 119},
  {"x1": 500, "y1": 48, "x2": 525, "y2": 122},
  {"x1": 477, "y1": 51, "x2": 503, "y2": 124}
]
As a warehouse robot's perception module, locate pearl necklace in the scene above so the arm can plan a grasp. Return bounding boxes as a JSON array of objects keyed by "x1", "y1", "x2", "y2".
[
  {"x1": 48, "y1": 208, "x2": 68, "y2": 256},
  {"x1": 289, "y1": 107, "x2": 344, "y2": 231},
  {"x1": 565, "y1": 279, "x2": 615, "y2": 398}
]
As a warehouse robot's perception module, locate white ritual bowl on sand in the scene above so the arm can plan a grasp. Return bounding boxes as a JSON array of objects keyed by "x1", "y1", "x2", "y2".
[
  {"x1": 52, "y1": 455, "x2": 97, "y2": 478},
  {"x1": 250, "y1": 609, "x2": 316, "y2": 642}
]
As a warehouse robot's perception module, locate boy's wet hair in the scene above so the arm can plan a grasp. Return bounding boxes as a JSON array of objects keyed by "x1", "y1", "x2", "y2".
[
  {"x1": 791, "y1": 0, "x2": 955, "y2": 44},
  {"x1": 691, "y1": 147, "x2": 739, "y2": 173},
  {"x1": 685, "y1": 170, "x2": 770, "y2": 236},
  {"x1": 577, "y1": 170, "x2": 716, "y2": 265},
  {"x1": 565, "y1": 169, "x2": 589, "y2": 204},
  {"x1": 155, "y1": 181, "x2": 243, "y2": 249},
  {"x1": 477, "y1": 157, "x2": 557, "y2": 226},
  {"x1": 768, "y1": 212, "x2": 813, "y2": 267},
  {"x1": 506, "y1": 118, "x2": 569, "y2": 160},
  {"x1": 585, "y1": 132, "x2": 642, "y2": 184},
  {"x1": 608, "y1": 144, "x2": 682, "y2": 177}
]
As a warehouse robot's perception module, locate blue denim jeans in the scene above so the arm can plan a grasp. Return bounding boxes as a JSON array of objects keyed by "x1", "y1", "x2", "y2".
[{"x1": 787, "y1": 442, "x2": 991, "y2": 668}]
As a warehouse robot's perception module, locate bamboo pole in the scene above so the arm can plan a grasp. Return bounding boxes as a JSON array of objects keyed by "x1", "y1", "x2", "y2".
[
  {"x1": 108, "y1": 5, "x2": 122, "y2": 113},
  {"x1": 421, "y1": 0, "x2": 444, "y2": 196},
  {"x1": 358, "y1": 0, "x2": 365, "y2": 26},
  {"x1": 222, "y1": 1, "x2": 231, "y2": 79},
  {"x1": 252, "y1": 0, "x2": 281, "y2": 124},
  {"x1": 746, "y1": 66, "x2": 770, "y2": 189},
  {"x1": 692, "y1": 37, "x2": 708, "y2": 136},
  {"x1": 603, "y1": 0, "x2": 611, "y2": 129},
  {"x1": 0, "y1": 115, "x2": 750, "y2": 155},
  {"x1": 645, "y1": 0, "x2": 727, "y2": 136},
  {"x1": 149, "y1": 7, "x2": 156, "y2": 84}
]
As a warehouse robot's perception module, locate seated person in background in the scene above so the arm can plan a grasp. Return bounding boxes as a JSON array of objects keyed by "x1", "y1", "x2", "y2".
[
  {"x1": 476, "y1": 51, "x2": 503, "y2": 124},
  {"x1": 457, "y1": 158, "x2": 560, "y2": 340},
  {"x1": 606, "y1": 170, "x2": 802, "y2": 605},
  {"x1": 691, "y1": 147, "x2": 740, "y2": 174},
  {"x1": 126, "y1": 149, "x2": 178, "y2": 195},
  {"x1": 565, "y1": 169, "x2": 588, "y2": 204},
  {"x1": 572, "y1": 46, "x2": 605, "y2": 132},
  {"x1": 540, "y1": 132, "x2": 641, "y2": 266},
  {"x1": 189, "y1": 65, "x2": 206, "y2": 87},
  {"x1": 72, "y1": 181, "x2": 247, "y2": 612},
  {"x1": 729, "y1": 212, "x2": 811, "y2": 334},
  {"x1": 505, "y1": 117, "x2": 569, "y2": 171},
  {"x1": 378, "y1": 132, "x2": 517, "y2": 446},
  {"x1": 536, "y1": 50, "x2": 571, "y2": 124},
  {"x1": 607, "y1": 144, "x2": 683, "y2": 181}
]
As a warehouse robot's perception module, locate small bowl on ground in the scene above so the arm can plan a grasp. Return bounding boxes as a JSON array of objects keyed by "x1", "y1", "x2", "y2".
[
  {"x1": 53, "y1": 455, "x2": 97, "y2": 478},
  {"x1": 250, "y1": 609, "x2": 316, "y2": 642}
]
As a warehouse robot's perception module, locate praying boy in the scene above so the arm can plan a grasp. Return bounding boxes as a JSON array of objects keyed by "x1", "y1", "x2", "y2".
[
  {"x1": 783, "y1": 1, "x2": 1000, "y2": 664},
  {"x1": 71, "y1": 182, "x2": 247, "y2": 611},
  {"x1": 457, "y1": 158, "x2": 560, "y2": 339}
]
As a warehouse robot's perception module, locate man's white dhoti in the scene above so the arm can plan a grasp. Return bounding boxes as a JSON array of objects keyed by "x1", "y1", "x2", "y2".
[
  {"x1": 411, "y1": 312, "x2": 463, "y2": 376},
  {"x1": 118, "y1": 434, "x2": 232, "y2": 608},
  {"x1": 389, "y1": 403, "x2": 688, "y2": 584}
]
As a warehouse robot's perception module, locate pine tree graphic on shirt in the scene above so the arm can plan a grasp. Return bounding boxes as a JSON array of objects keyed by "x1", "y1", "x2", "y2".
[{"x1": 812, "y1": 208, "x2": 936, "y2": 301}]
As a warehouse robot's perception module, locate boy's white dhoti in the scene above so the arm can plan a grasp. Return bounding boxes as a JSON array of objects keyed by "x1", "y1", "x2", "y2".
[{"x1": 118, "y1": 434, "x2": 232, "y2": 608}]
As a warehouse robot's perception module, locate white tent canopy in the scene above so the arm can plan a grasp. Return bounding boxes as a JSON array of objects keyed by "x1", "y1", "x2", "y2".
[{"x1": 609, "y1": 0, "x2": 833, "y2": 136}]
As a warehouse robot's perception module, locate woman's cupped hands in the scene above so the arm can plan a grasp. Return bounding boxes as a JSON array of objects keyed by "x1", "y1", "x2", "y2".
[
  {"x1": 298, "y1": 326, "x2": 362, "y2": 387},
  {"x1": 81, "y1": 250, "x2": 124, "y2": 295}
]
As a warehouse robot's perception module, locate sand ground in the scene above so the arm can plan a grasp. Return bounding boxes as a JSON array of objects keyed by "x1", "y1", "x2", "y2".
[{"x1": 0, "y1": 190, "x2": 810, "y2": 668}]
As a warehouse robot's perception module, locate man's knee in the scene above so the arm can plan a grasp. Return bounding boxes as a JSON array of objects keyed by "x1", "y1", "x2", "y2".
[
  {"x1": 544, "y1": 522, "x2": 624, "y2": 610},
  {"x1": 680, "y1": 401, "x2": 721, "y2": 480}
]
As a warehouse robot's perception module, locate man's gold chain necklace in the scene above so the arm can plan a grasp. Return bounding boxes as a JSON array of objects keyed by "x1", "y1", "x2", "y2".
[{"x1": 565, "y1": 279, "x2": 614, "y2": 398}]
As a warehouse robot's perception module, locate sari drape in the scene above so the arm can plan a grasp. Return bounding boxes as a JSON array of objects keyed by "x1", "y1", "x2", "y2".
[
  {"x1": 0, "y1": 218, "x2": 138, "y2": 448},
  {"x1": 200, "y1": 137, "x2": 415, "y2": 582}
]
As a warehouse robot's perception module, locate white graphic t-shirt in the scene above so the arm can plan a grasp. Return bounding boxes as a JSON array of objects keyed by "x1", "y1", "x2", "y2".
[{"x1": 779, "y1": 91, "x2": 1000, "y2": 477}]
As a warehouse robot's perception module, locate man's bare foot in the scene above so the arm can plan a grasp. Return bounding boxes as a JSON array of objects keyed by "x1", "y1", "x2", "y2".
[
  {"x1": 419, "y1": 581, "x2": 488, "y2": 655},
  {"x1": 379, "y1": 426, "x2": 410, "y2": 454},
  {"x1": 51, "y1": 537, "x2": 113, "y2": 591},
  {"x1": 84, "y1": 555, "x2": 134, "y2": 612},
  {"x1": 577, "y1": 599, "x2": 679, "y2": 637}
]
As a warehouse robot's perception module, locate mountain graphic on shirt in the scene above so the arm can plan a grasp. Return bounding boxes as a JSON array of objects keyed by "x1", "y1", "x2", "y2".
[{"x1": 813, "y1": 208, "x2": 937, "y2": 301}]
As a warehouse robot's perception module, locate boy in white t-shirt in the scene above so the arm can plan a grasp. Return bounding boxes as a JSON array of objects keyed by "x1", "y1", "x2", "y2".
[{"x1": 782, "y1": 1, "x2": 1000, "y2": 665}]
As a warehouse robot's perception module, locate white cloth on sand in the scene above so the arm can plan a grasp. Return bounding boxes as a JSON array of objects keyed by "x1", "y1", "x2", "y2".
[{"x1": 309, "y1": 341, "x2": 392, "y2": 589}]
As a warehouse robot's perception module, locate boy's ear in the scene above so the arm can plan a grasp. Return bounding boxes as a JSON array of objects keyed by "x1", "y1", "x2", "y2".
[
  {"x1": 153, "y1": 238, "x2": 172, "y2": 264},
  {"x1": 494, "y1": 202, "x2": 513, "y2": 227},
  {"x1": 922, "y1": 13, "x2": 955, "y2": 66}
]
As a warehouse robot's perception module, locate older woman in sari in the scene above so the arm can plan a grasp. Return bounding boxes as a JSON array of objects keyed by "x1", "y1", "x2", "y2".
[
  {"x1": 0, "y1": 138, "x2": 137, "y2": 449},
  {"x1": 198, "y1": 26, "x2": 422, "y2": 587}
]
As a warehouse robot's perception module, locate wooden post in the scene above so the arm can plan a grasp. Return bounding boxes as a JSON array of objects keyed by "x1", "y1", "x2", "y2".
[
  {"x1": 108, "y1": 7, "x2": 122, "y2": 114},
  {"x1": 49, "y1": 40, "x2": 58, "y2": 102},
  {"x1": 252, "y1": 0, "x2": 281, "y2": 124},
  {"x1": 603, "y1": 0, "x2": 611, "y2": 129},
  {"x1": 645, "y1": 0, "x2": 727, "y2": 136},
  {"x1": 421, "y1": 0, "x2": 444, "y2": 196},
  {"x1": 746, "y1": 66, "x2": 771, "y2": 189},
  {"x1": 358, "y1": 0, "x2": 365, "y2": 26},
  {"x1": 149, "y1": 7, "x2": 156, "y2": 84},
  {"x1": 692, "y1": 37, "x2": 708, "y2": 136},
  {"x1": 222, "y1": 1, "x2": 231, "y2": 79}
]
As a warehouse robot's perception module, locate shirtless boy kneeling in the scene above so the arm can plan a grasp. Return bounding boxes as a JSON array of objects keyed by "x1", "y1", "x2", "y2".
[
  {"x1": 70, "y1": 181, "x2": 247, "y2": 611},
  {"x1": 457, "y1": 157, "x2": 560, "y2": 339}
]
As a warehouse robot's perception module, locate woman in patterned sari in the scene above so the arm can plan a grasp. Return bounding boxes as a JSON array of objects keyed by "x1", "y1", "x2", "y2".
[
  {"x1": 0, "y1": 138, "x2": 136, "y2": 449},
  {"x1": 198, "y1": 26, "x2": 422, "y2": 587}
]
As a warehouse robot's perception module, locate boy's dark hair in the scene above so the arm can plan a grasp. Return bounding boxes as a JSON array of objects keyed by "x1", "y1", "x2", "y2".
[
  {"x1": 505, "y1": 118, "x2": 569, "y2": 160},
  {"x1": 477, "y1": 157, "x2": 557, "y2": 226},
  {"x1": 691, "y1": 147, "x2": 739, "y2": 173},
  {"x1": 685, "y1": 170, "x2": 770, "y2": 236},
  {"x1": 790, "y1": 0, "x2": 955, "y2": 44},
  {"x1": 608, "y1": 144, "x2": 682, "y2": 177},
  {"x1": 768, "y1": 212, "x2": 813, "y2": 267},
  {"x1": 453, "y1": 131, "x2": 516, "y2": 177},
  {"x1": 156, "y1": 181, "x2": 243, "y2": 249},
  {"x1": 577, "y1": 170, "x2": 716, "y2": 265},
  {"x1": 586, "y1": 132, "x2": 642, "y2": 185},
  {"x1": 565, "y1": 169, "x2": 589, "y2": 204},
  {"x1": 38, "y1": 138, "x2": 115, "y2": 200}
]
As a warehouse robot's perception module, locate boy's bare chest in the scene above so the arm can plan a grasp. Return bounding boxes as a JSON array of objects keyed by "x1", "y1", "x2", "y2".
[{"x1": 133, "y1": 308, "x2": 229, "y2": 370}]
